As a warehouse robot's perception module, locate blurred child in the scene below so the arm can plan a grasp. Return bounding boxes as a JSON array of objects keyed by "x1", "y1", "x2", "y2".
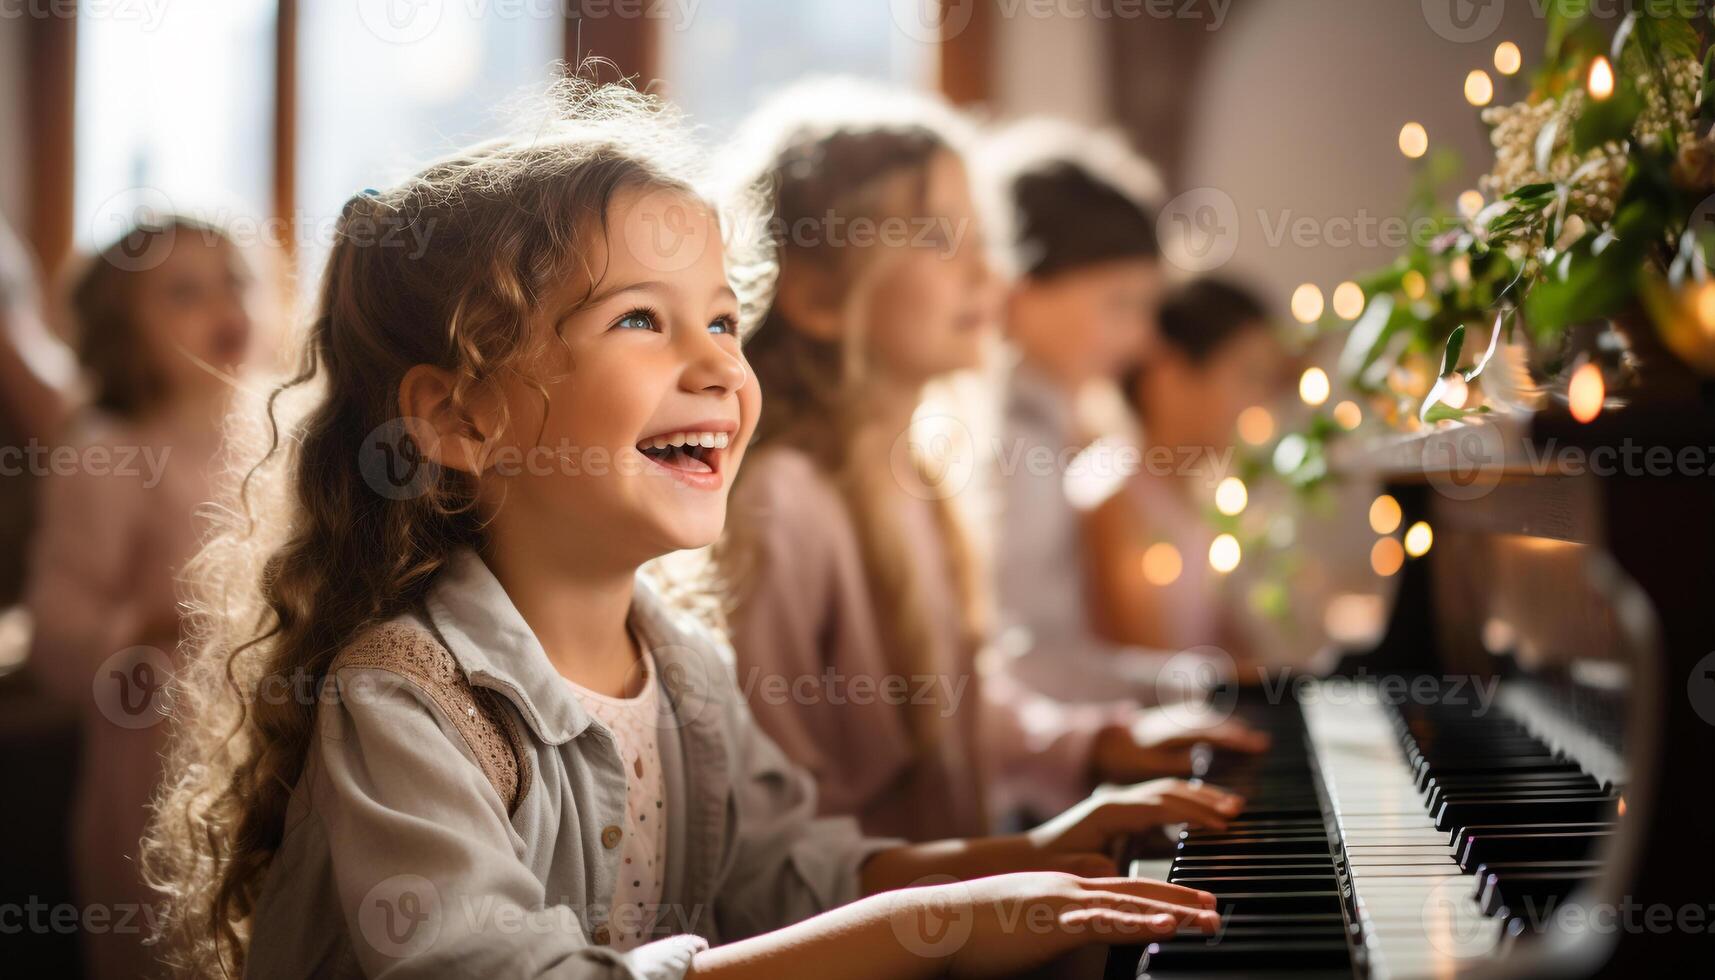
[
  {"x1": 26, "y1": 216, "x2": 255, "y2": 979},
  {"x1": 980, "y1": 120, "x2": 1187, "y2": 706},
  {"x1": 143, "y1": 82, "x2": 1237, "y2": 980},
  {"x1": 1085, "y1": 277, "x2": 1284, "y2": 655},
  {"x1": 718, "y1": 82, "x2": 1263, "y2": 841}
]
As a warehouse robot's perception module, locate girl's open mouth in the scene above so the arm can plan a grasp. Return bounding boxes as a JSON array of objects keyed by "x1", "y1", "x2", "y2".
[{"x1": 636, "y1": 430, "x2": 731, "y2": 477}]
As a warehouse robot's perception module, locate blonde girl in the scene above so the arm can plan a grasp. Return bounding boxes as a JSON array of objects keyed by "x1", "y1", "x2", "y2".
[
  {"x1": 717, "y1": 80, "x2": 1264, "y2": 840},
  {"x1": 143, "y1": 81, "x2": 1238, "y2": 980}
]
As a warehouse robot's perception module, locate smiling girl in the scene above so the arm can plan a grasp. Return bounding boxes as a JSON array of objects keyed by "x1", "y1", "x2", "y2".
[{"x1": 142, "y1": 82, "x2": 1236, "y2": 980}]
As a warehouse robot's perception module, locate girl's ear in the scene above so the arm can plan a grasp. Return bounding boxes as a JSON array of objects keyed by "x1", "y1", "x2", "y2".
[
  {"x1": 397, "y1": 364, "x2": 498, "y2": 476},
  {"x1": 773, "y1": 260, "x2": 843, "y2": 342}
]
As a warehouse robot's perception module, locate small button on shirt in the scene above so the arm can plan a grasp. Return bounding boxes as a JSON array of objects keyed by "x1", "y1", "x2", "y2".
[{"x1": 564, "y1": 648, "x2": 667, "y2": 951}]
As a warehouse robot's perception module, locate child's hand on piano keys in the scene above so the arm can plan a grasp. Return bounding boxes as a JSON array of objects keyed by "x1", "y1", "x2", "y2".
[
  {"x1": 893, "y1": 873, "x2": 1218, "y2": 978},
  {"x1": 1091, "y1": 709, "x2": 1270, "y2": 783},
  {"x1": 1027, "y1": 779, "x2": 1246, "y2": 858}
]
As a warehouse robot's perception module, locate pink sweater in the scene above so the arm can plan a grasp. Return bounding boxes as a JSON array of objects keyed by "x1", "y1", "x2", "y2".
[
  {"x1": 726, "y1": 447, "x2": 1120, "y2": 841},
  {"x1": 25, "y1": 411, "x2": 216, "y2": 980}
]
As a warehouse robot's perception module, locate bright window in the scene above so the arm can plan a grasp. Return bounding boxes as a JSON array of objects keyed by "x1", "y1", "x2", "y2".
[
  {"x1": 74, "y1": 0, "x2": 276, "y2": 250},
  {"x1": 660, "y1": 0, "x2": 935, "y2": 135},
  {"x1": 293, "y1": 1, "x2": 561, "y2": 303}
]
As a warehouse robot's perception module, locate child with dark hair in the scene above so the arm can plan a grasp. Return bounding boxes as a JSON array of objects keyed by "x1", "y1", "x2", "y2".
[
  {"x1": 1087, "y1": 276, "x2": 1285, "y2": 654},
  {"x1": 982, "y1": 120, "x2": 1173, "y2": 704}
]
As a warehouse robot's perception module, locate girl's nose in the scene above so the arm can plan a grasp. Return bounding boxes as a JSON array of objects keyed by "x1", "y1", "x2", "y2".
[{"x1": 681, "y1": 333, "x2": 747, "y2": 394}]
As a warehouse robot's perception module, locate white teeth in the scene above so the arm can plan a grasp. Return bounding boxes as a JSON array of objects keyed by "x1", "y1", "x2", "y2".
[{"x1": 641, "y1": 430, "x2": 731, "y2": 451}]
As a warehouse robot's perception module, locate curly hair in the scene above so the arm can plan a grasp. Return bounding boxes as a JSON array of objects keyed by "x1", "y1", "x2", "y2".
[{"x1": 140, "y1": 75, "x2": 760, "y2": 978}]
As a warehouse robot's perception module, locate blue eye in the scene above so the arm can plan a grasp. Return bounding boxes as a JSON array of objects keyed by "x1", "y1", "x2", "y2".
[
  {"x1": 709, "y1": 315, "x2": 738, "y2": 336},
  {"x1": 614, "y1": 310, "x2": 658, "y2": 331}
]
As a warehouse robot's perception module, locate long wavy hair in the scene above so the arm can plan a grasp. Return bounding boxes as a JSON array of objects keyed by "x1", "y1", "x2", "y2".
[
  {"x1": 715, "y1": 79, "x2": 989, "y2": 747},
  {"x1": 140, "y1": 78, "x2": 748, "y2": 978}
]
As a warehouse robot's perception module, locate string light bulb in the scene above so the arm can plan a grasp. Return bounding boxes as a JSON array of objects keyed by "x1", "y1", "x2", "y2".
[
  {"x1": 1404, "y1": 520, "x2": 1434, "y2": 557},
  {"x1": 1215, "y1": 477, "x2": 1249, "y2": 516},
  {"x1": 1369, "y1": 494, "x2": 1402, "y2": 535},
  {"x1": 1209, "y1": 534, "x2": 1242, "y2": 573},
  {"x1": 1237, "y1": 406, "x2": 1275, "y2": 446},
  {"x1": 1569, "y1": 361, "x2": 1605, "y2": 422},
  {"x1": 1371, "y1": 537, "x2": 1405, "y2": 576},
  {"x1": 1457, "y1": 190, "x2": 1485, "y2": 220},
  {"x1": 1332, "y1": 281, "x2": 1366, "y2": 320},
  {"x1": 1299, "y1": 367, "x2": 1331, "y2": 407},
  {"x1": 1399, "y1": 122, "x2": 1429, "y2": 159},
  {"x1": 1587, "y1": 56, "x2": 1615, "y2": 101},
  {"x1": 1495, "y1": 41, "x2": 1522, "y2": 76},
  {"x1": 1291, "y1": 283, "x2": 1325, "y2": 323},
  {"x1": 1142, "y1": 542, "x2": 1183, "y2": 586},
  {"x1": 1333, "y1": 400, "x2": 1363, "y2": 430},
  {"x1": 1464, "y1": 70, "x2": 1494, "y2": 106}
]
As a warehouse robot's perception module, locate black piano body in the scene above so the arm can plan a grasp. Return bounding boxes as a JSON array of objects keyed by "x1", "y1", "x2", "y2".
[{"x1": 1107, "y1": 399, "x2": 1715, "y2": 979}]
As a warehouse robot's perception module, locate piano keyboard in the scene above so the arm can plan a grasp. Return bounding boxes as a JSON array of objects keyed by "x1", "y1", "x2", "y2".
[{"x1": 1110, "y1": 679, "x2": 1619, "y2": 979}]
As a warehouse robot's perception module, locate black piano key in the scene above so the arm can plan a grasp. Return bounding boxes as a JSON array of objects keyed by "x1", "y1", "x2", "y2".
[
  {"x1": 1457, "y1": 832, "x2": 1613, "y2": 872},
  {"x1": 1433, "y1": 795, "x2": 1618, "y2": 833},
  {"x1": 1447, "y1": 820, "x2": 1616, "y2": 849}
]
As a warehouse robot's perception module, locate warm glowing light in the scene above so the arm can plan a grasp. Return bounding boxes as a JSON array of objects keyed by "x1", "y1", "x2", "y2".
[
  {"x1": 1209, "y1": 534, "x2": 1242, "y2": 573},
  {"x1": 1369, "y1": 494, "x2": 1402, "y2": 535},
  {"x1": 1237, "y1": 406, "x2": 1275, "y2": 446},
  {"x1": 1215, "y1": 477, "x2": 1249, "y2": 516},
  {"x1": 1569, "y1": 361, "x2": 1605, "y2": 423},
  {"x1": 1332, "y1": 281, "x2": 1366, "y2": 320},
  {"x1": 1333, "y1": 400, "x2": 1363, "y2": 430},
  {"x1": 1464, "y1": 69, "x2": 1494, "y2": 106},
  {"x1": 1398, "y1": 122, "x2": 1429, "y2": 159},
  {"x1": 1371, "y1": 537, "x2": 1405, "y2": 576},
  {"x1": 1495, "y1": 41, "x2": 1522, "y2": 76},
  {"x1": 1402, "y1": 270, "x2": 1428, "y2": 300},
  {"x1": 1587, "y1": 56, "x2": 1615, "y2": 101},
  {"x1": 1399, "y1": 123, "x2": 1426, "y2": 160},
  {"x1": 1404, "y1": 520, "x2": 1434, "y2": 557},
  {"x1": 1697, "y1": 283, "x2": 1715, "y2": 334},
  {"x1": 1457, "y1": 190, "x2": 1485, "y2": 220},
  {"x1": 1299, "y1": 367, "x2": 1331, "y2": 407},
  {"x1": 1142, "y1": 542, "x2": 1183, "y2": 586},
  {"x1": 1291, "y1": 283, "x2": 1325, "y2": 323},
  {"x1": 1618, "y1": 796, "x2": 1627, "y2": 817},
  {"x1": 1450, "y1": 255, "x2": 1472, "y2": 286}
]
